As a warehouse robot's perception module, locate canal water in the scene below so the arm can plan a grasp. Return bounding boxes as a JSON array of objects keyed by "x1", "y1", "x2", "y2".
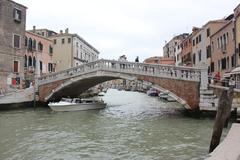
[{"x1": 0, "y1": 89, "x2": 230, "y2": 160}]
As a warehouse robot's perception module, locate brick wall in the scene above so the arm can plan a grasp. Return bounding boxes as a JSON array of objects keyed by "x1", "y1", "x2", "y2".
[{"x1": 137, "y1": 75, "x2": 200, "y2": 110}]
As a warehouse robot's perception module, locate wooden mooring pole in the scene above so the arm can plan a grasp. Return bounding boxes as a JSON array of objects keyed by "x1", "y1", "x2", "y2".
[{"x1": 209, "y1": 85, "x2": 234, "y2": 153}]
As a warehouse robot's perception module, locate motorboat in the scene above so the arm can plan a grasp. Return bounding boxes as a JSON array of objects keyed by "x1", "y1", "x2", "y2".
[
  {"x1": 159, "y1": 92, "x2": 176, "y2": 102},
  {"x1": 147, "y1": 88, "x2": 159, "y2": 97},
  {"x1": 48, "y1": 98, "x2": 107, "y2": 112}
]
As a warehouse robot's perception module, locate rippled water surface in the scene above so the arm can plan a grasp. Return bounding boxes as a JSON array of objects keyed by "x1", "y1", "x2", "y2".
[{"x1": 0, "y1": 89, "x2": 230, "y2": 160}]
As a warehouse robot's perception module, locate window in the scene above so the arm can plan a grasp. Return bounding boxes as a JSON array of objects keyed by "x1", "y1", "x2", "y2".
[
  {"x1": 38, "y1": 42, "x2": 43, "y2": 51},
  {"x1": 54, "y1": 39, "x2": 57, "y2": 44},
  {"x1": 198, "y1": 50, "x2": 201, "y2": 61},
  {"x1": 232, "y1": 55, "x2": 235, "y2": 67},
  {"x1": 220, "y1": 36, "x2": 223, "y2": 48},
  {"x1": 226, "y1": 32, "x2": 229, "y2": 44},
  {"x1": 207, "y1": 45, "x2": 211, "y2": 58},
  {"x1": 28, "y1": 38, "x2": 32, "y2": 50},
  {"x1": 25, "y1": 37, "x2": 28, "y2": 47},
  {"x1": 76, "y1": 42, "x2": 79, "y2": 47},
  {"x1": 13, "y1": 34, "x2": 20, "y2": 48},
  {"x1": 40, "y1": 61, "x2": 42, "y2": 71},
  {"x1": 192, "y1": 53, "x2": 196, "y2": 65},
  {"x1": 49, "y1": 45, "x2": 53, "y2": 54},
  {"x1": 48, "y1": 63, "x2": 53, "y2": 72},
  {"x1": 223, "y1": 34, "x2": 227, "y2": 50},
  {"x1": 207, "y1": 28, "x2": 210, "y2": 37},
  {"x1": 13, "y1": 61, "x2": 19, "y2": 73},
  {"x1": 33, "y1": 57, "x2": 36, "y2": 68},
  {"x1": 227, "y1": 57, "x2": 229, "y2": 69},
  {"x1": 68, "y1": 38, "x2": 71, "y2": 43},
  {"x1": 13, "y1": 8, "x2": 21, "y2": 22},
  {"x1": 62, "y1": 38, "x2": 65, "y2": 44},
  {"x1": 221, "y1": 58, "x2": 226, "y2": 70},
  {"x1": 211, "y1": 62, "x2": 214, "y2": 72},
  {"x1": 217, "y1": 38, "x2": 219, "y2": 49},
  {"x1": 193, "y1": 40, "x2": 195, "y2": 46},
  {"x1": 199, "y1": 34, "x2": 201, "y2": 42},
  {"x1": 41, "y1": 32, "x2": 44, "y2": 36},
  {"x1": 28, "y1": 56, "x2": 32, "y2": 66},
  {"x1": 218, "y1": 60, "x2": 221, "y2": 71},
  {"x1": 232, "y1": 28, "x2": 235, "y2": 40},
  {"x1": 32, "y1": 39, "x2": 36, "y2": 50},
  {"x1": 24, "y1": 55, "x2": 27, "y2": 67},
  {"x1": 238, "y1": 43, "x2": 240, "y2": 56},
  {"x1": 196, "y1": 37, "x2": 199, "y2": 44}
]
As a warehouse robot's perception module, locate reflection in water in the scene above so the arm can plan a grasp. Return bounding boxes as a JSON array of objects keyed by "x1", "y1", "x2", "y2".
[{"x1": 0, "y1": 89, "x2": 230, "y2": 160}]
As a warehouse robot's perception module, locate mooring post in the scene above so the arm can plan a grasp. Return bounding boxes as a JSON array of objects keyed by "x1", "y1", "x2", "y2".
[{"x1": 209, "y1": 85, "x2": 234, "y2": 153}]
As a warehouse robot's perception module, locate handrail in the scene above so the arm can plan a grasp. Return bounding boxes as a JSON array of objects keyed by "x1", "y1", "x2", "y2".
[{"x1": 38, "y1": 59, "x2": 207, "y2": 87}]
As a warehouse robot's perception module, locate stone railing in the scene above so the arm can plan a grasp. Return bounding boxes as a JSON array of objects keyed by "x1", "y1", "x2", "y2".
[{"x1": 38, "y1": 59, "x2": 208, "y2": 89}]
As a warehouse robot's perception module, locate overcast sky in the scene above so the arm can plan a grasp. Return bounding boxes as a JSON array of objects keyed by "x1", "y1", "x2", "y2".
[{"x1": 16, "y1": 0, "x2": 239, "y2": 62}]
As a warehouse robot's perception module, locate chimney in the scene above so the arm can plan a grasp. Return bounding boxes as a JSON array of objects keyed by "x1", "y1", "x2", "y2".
[
  {"x1": 60, "y1": 30, "x2": 63, "y2": 34},
  {"x1": 65, "y1": 28, "x2": 69, "y2": 34},
  {"x1": 33, "y1": 26, "x2": 36, "y2": 33}
]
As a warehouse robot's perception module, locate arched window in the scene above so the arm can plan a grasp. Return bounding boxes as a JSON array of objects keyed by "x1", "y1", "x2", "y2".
[
  {"x1": 28, "y1": 38, "x2": 32, "y2": 50},
  {"x1": 38, "y1": 42, "x2": 43, "y2": 51},
  {"x1": 28, "y1": 56, "x2": 32, "y2": 66},
  {"x1": 33, "y1": 39, "x2": 36, "y2": 50},
  {"x1": 33, "y1": 57, "x2": 36, "y2": 68},
  {"x1": 25, "y1": 37, "x2": 28, "y2": 47},
  {"x1": 24, "y1": 55, "x2": 27, "y2": 67}
]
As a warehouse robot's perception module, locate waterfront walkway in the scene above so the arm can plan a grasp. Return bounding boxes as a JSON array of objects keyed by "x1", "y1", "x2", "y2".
[{"x1": 206, "y1": 123, "x2": 240, "y2": 160}]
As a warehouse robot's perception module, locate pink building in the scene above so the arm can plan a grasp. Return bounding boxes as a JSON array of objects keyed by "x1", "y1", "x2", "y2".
[
  {"x1": 210, "y1": 15, "x2": 235, "y2": 77},
  {"x1": 24, "y1": 31, "x2": 54, "y2": 85}
]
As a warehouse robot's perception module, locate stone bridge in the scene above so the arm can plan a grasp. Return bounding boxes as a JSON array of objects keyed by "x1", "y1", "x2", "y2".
[{"x1": 37, "y1": 59, "x2": 208, "y2": 110}]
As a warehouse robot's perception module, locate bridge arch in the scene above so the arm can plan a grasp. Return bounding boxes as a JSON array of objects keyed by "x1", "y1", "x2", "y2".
[{"x1": 38, "y1": 59, "x2": 208, "y2": 110}]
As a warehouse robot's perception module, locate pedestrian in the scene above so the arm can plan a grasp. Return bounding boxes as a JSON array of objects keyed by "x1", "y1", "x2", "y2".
[
  {"x1": 229, "y1": 76, "x2": 236, "y2": 87},
  {"x1": 214, "y1": 71, "x2": 221, "y2": 83},
  {"x1": 135, "y1": 56, "x2": 139, "y2": 62}
]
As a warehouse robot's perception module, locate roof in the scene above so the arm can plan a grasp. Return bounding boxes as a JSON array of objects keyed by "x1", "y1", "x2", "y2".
[
  {"x1": 50, "y1": 33, "x2": 100, "y2": 54},
  {"x1": 26, "y1": 31, "x2": 53, "y2": 42},
  {"x1": 203, "y1": 19, "x2": 228, "y2": 28},
  {"x1": 210, "y1": 20, "x2": 233, "y2": 38},
  {"x1": 7, "y1": 0, "x2": 27, "y2": 9}
]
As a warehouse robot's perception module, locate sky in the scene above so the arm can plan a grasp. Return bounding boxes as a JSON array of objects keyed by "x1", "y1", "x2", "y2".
[{"x1": 16, "y1": 0, "x2": 240, "y2": 62}]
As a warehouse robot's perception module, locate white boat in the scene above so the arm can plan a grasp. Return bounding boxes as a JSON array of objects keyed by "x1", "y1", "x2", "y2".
[
  {"x1": 48, "y1": 98, "x2": 107, "y2": 112},
  {"x1": 159, "y1": 92, "x2": 169, "y2": 100}
]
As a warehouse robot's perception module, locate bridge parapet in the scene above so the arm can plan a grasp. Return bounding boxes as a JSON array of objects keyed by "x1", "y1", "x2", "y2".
[{"x1": 38, "y1": 59, "x2": 207, "y2": 87}]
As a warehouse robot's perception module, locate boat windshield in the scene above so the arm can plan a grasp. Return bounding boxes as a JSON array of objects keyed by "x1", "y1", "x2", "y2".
[{"x1": 61, "y1": 98, "x2": 72, "y2": 102}]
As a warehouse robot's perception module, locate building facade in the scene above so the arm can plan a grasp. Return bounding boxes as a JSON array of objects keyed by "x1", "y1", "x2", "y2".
[
  {"x1": 49, "y1": 29, "x2": 99, "y2": 71},
  {"x1": 24, "y1": 31, "x2": 54, "y2": 84},
  {"x1": 163, "y1": 33, "x2": 188, "y2": 59},
  {"x1": 144, "y1": 56, "x2": 161, "y2": 64},
  {"x1": 181, "y1": 27, "x2": 200, "y2": 67},
  {"x1": 192, "y1": 20, "x2": 228, "y2": 73},
  {"x1": 234, "y1": 4, "x2": 240, "y2": 66},
  {"x1": 210, "y1": 20, "x2": 235, "y2": 76},
  {"x1": 0, "y1": 0, "x2": 27, "y2": 92}
]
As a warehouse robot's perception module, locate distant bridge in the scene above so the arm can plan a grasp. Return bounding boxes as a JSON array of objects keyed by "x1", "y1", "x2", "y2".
[{"x1": 37, "y1": 59, "x2": 208, "y2": 110}]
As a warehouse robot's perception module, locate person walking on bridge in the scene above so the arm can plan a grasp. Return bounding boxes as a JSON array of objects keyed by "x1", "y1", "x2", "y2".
[{"x1": 135, "y1": 56, "x2": 139, "y2": 62}]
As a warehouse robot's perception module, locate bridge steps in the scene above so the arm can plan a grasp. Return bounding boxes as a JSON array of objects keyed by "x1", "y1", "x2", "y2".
[
  {"x1": 199, "y1": 89, "x2": 218, "y2": 111},
  {"x1": 199, "y1": 89, "x2": 240, "y2": 112}
]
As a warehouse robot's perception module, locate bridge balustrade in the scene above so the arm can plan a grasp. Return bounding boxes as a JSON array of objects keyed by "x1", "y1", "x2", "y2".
[{"x1": 38, "y1": 59, "x2": 208, "y2": 89}]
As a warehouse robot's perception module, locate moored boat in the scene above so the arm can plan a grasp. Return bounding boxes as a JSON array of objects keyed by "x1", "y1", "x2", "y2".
[
  {"x1": 147, "y1": 88, "x2": 159, "y2": 97},
  {"x1": 48, "y1": 98, "x2": 106, "y2": 112}
]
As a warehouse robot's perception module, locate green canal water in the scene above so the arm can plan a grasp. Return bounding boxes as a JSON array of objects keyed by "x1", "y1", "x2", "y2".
[{"x1": 0, "y1": 89, "x2": 230, "y2": 160}]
